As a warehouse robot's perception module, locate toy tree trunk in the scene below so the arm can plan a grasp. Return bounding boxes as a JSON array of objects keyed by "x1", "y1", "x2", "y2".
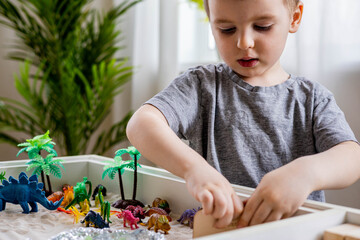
[
  {"x1": 118, "y1": 169, "x2": 125, "y2": 200},
  {"x1": 46, "y1": 174, "x2": 53, "y2": 194},
  {"x1": 132, "y1": 155, "x2": 138, "y2": 200},
  {"x1": 40, "y1": 170, "x2": 47, "y2": 192}
]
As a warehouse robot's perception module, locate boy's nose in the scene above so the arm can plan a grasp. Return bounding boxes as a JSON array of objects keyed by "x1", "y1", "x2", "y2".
[{"x1": 237, "y1": 32, "x2": 254, "y2": 50}]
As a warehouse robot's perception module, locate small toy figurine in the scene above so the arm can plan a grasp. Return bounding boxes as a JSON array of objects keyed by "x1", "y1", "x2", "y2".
[
  {"x1": 125, "y1": 205, "x2": 145, "y2": 222},
  {"x1": 92, "y1": 184, "x2": 107, "y2": 200},
  {"x1": 177, "y1": 207, "x2": 201, "y2": 229},
  {"x1": 65, "y1": 177, "x2": 92, "y2": 210},
  {"x1": 117, "y1": 210, "x2": 139, "y2": 230},
  {"x1": 94, "y1": 185, "x2": 112, "y2": 223},
  {"x1": 47, "y1": 191, "x2": 64, "y2": 203},
  {"x1": 81, "y1": 210, "x2": 109, "y2": 229},
  {"x1": 79, "y1": 199, "x2": 90, "y2": 214},
  {"x1": 145, "y1": 207, "x2": 172, "y2": 222},
  {"x1": 103, "y1": 146, "x2": 144, "y2": 209},
  {"x1": 0, "y1": 172, "x2": 63, "y2": 213},
  {"x1": 70, "y1": 206, "x2": 84, "y2": 224},
  {"x1": 152, "y1": 197, "x2": 171, "y2": 214},
  {"x1": 141, "y1": 213, "x2": 171, "y2": 234},
  {"x1": 60, "y1": 185, "x2": 74, "y2": 207}
]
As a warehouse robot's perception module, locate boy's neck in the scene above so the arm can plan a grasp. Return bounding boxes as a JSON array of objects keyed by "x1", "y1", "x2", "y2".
[{"x1": 239, "y1": 62, "x2": 290, "y2": 87}]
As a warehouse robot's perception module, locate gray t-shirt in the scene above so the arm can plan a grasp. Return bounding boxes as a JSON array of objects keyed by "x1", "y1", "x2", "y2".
[{"x1": 146, "y1": 63, "x2": 357, "y2": 201}]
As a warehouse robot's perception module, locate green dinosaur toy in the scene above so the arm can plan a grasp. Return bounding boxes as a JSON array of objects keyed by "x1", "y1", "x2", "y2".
[
  {"x1": 95, "y1": 185, "x2": 111, "y2": 223},
  {"x1": 65, "y1": 177, "x2": 92, "y2": 210}
]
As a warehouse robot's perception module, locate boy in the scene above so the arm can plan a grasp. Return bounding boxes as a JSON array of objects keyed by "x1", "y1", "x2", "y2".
[{"x1": 126, "y1": 0, "x2": 360, "y2": 229}]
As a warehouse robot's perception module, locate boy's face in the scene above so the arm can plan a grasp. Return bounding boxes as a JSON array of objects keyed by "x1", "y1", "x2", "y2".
[{"x1": 209, "y1": 0, "x2": 302, "y2": 82}]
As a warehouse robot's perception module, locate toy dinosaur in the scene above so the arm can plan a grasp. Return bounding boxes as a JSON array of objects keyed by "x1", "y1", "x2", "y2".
[
  {"x1": 70, "y1": 206, "x2": 84, "y2": 224},
  {"x1": 79, "y1": 198, "x2": 90, "y2": 214},
  {"x1": 0, "y1": 172, "x2": 63, "y2": 213},
  {"x1": 117, "y1": 210, "x2": 139, "y2": 230},
  {"x1": 152, "y1": 197, "x2": 171, "y2": 214},
  {"x1": 60, "y1": 185, "x2": 74, "y2": 207},
  {"x1": 92, "y1": 184, "x2": 107, "y2": 200},
  {"x1": 57, "y1": 206, "x2": 86, "y2": 224},
  {"x1": 65, "y1": 177, "x2": 92, "y2": 210},
  {"x1": 177, "y1": 207, "x2": 201, "y2": 228},
  {"x1": 125, "y1": 205, "x2": 145, "y2": 222},
  {"x1": 94, "y1": 185, "x2": 111, "y2": 223},
  {"x1": 141, "y1": 213, "x2": 171, "y2": 234},
  {"x1": 145, "y1": 207, "x2": 172, "y2": 222},
  {"x1": 47, "y1": 191, "x2": 64, "y2": 203},
  {"x1": 81, "y1": 210, "x2": 109, "y2": 229}
]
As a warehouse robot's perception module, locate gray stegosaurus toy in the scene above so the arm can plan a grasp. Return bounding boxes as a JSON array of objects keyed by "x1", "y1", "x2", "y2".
[{"x1": 0, "y1": 172, "x2": 63, "y2": 213}]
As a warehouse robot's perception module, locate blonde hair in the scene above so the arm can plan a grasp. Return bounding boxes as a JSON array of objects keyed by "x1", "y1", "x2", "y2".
[{"x1": 203, "y1": 0, "x2": 300, "y2": 19}]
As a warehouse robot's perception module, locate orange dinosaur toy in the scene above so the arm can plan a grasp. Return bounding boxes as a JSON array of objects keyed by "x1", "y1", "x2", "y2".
[
  {"x1": 61, "y1": 186, "x2": 74, "y2": 207},
  {"x1": 47, "y1": 191, "x2": 64, "y2": 203}
]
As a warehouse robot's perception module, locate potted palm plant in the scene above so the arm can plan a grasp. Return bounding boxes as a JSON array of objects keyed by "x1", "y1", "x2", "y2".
[{"x1": 0, "y1": 0, "x2": 141, "y2": 156}]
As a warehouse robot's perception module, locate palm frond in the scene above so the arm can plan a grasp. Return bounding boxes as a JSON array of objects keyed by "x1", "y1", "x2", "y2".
[{"x1": 49, "y1": 164, "x2": 62, "y2": 178}]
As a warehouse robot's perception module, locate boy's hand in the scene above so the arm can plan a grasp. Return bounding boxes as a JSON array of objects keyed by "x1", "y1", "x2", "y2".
[
  {"x1": 238, "y1": 161, "x2": 314, "y2": 227},
  {"x1": 184, "y1": 161, "x2": 244, "y2": 228}
]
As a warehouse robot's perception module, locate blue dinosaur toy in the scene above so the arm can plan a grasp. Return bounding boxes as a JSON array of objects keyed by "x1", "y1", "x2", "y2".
[
  {"x1": 0, "y1": 172, "x2": 63, "y2": 213},
  {"x1": 81, "y1": 210, "x2": 110, "y2": 228}
]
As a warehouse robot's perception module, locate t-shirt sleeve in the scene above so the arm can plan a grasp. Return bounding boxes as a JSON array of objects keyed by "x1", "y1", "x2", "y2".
[
  {"x1": 313, "y1": 89, "x2": 358, "y2": 152},
  {"x1": 145, "y1": 70, "x2": 201, "y2": 138}
]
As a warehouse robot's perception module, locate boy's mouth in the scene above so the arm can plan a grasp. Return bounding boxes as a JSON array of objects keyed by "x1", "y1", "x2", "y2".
[{"x1": 237, "y1": 58, "x2": 259, "y2": 68}]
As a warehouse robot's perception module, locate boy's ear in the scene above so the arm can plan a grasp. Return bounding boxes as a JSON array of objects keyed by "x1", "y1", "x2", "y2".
[{"x1": 289, "y1": 1, "x2": 304, "y2": 33}]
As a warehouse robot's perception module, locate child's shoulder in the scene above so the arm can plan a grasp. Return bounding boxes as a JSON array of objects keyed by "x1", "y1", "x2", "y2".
[{"x1": 290, "y1": 75, "x2": 334, "y2": 98}]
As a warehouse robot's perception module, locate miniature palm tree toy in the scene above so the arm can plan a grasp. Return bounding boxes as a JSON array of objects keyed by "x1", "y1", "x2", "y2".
[
  {"x1": 0, "y1": 171, "x2": 6, "y2": 181},
  {"x1": 17, "y1": 131, "x2": 65, "y2": 196},
  {"x1": 102, "y1": 146, "x2": 144, "y2": 209}
]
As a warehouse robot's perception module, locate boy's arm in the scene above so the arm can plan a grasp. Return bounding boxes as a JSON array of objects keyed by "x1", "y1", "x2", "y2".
[
  {"x1": 238, "y1": 141, "x2": 360, "y2": 227},
  {"x1": 126, "y1": 104, "x2": 243, "y2": 228}
]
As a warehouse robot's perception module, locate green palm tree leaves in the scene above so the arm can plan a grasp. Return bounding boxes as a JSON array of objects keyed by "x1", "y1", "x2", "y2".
[
  {"x1": 17, "y1": 130, "x2": 57, "y2": 158},
  {"x1": 26, "y1": 152, "x2": 64, "y2": 178},
  {"x1": 102, "y1": 156, "x2": 133, "y2": 180},
  {"x1": 18, "y1": 130, "x2": 64, "y2": 194},
  {"x1": 115, "y1": 146, "x2": 142, "y2": 167},
  {"x1": 0, "y1": 171, "x2": 6, "y2": 181}
]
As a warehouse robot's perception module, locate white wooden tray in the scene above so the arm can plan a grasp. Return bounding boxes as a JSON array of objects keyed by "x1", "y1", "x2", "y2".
[{"x1": 1, "y1": 155, "x2": 360, "y2": 239}]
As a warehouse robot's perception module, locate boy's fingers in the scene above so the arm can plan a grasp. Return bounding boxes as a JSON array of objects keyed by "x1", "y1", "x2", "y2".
[
  {"x1": 197, "y1": 190, "x2": 214, "y2": 215},
  {"x1": 264, "y1": 211, "x2": 283, "y2": 223},
  {"x1": 232, "y1": 194, "x2": 244, "y2": 219},
  {"x1": 238, "y1": 196, "x2": 262, "y2": 228},
  {"x1": 249, "y1": 202, "x2": 272, "y2": 226},
  {"x1": 214, "y1": 193, "x2": 244, "y2": 228},
  {"x1": 211, "y1": 188, "x2": 230, "y2": 219},
  {"x1": 214, "y1": 206, "x2": 234, "y2": 228}
]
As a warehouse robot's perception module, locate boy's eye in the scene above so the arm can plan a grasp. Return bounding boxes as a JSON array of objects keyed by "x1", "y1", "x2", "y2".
[
  {"x1": 254, "y1": 25, "x2": 272, "y2": 31},
  {"x1": 220, "y1": 27, "x2": 236, "y2": 34}
]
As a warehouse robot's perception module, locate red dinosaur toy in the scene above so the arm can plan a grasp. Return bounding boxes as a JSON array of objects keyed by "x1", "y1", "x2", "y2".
[{"x1": 117, "y1": 210, "x2": 139, "y2": 230}]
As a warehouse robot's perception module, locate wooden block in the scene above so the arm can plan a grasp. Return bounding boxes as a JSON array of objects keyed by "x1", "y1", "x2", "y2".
[
  {"x1": 192, "y1": 209, "x2": 239, "y2": 238},
  {"x1": 192, "y1": 206, "x2": 314, "y2": 238},
  {"x1": 324, "y1": 224, "x2": 360, "y2": 240}
]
